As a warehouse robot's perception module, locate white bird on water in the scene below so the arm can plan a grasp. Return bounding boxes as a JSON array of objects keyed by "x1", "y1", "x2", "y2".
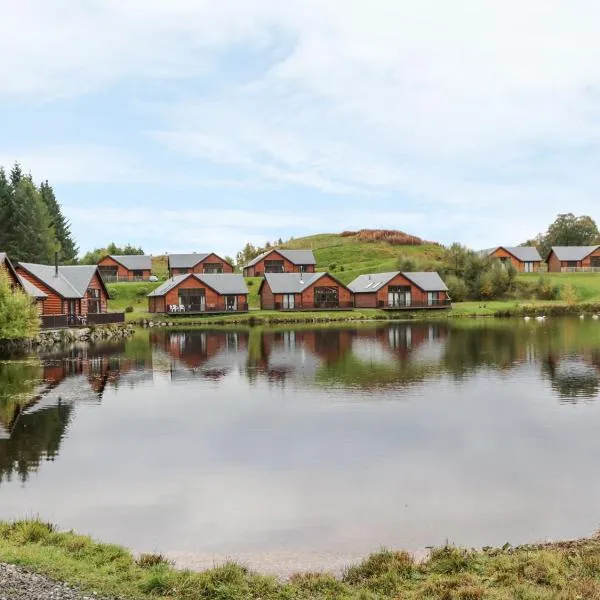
[
  {"x1": 580, "y1": 314, "x2": 585, "y2": 320},
  {"x1": 593, "y1": 314, "x2": 599, "y2": 320},
  {"x1": 524, "y1": 316, "x2": 531, "y2": 322},
  {"x1": 536, "y1": 315, "x2": 546, "y2": 322}
]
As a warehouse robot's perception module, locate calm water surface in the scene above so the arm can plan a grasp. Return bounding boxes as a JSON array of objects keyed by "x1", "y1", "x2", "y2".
[{"x1": 1, "y1": 319, "x2": 600, "y2": 572}]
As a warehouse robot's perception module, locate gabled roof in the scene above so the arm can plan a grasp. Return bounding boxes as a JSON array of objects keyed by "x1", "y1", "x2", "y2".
[
  {"x1": 244, "y1": 248, "x2": 316, "y2": 269},
  {"x1": 167, "y1": 253, "x2": 227, "y2": 269},
  {"x1": 348, "y1": 271, "x2": 448, "y2": 293},
  {"x1": 148, "y1": 273, "x2": 248, "y2": 297},
  {"x1": 18, "y1": 263, "x2": 106, "y2": 299},
  {"x1": 549, "y1": 246, "x2": 600, "y2": 261},
  {"x1": 488, "y1": 246, "x2": 542, "y2": 262},
  {"x1": 1, "y1": 252, "x2": 46, "y2": 298},
  {"x1": 261, "y1": 272, "x2": 347, "y2": 294},
  {"x1": 107, "y1": 255, "x2": 152, "y2": 271},
  {"x1": 17, "y1": 275, "x2": 47, "y2": 298},
  {"x1": 347, "y1": 272, "x2": 400, "y2": 293}
]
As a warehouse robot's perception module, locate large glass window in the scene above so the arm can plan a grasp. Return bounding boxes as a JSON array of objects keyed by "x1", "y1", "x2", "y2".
[
  {"x1": 178, "y1": 289, "x2": 205, "y2": 312},
  {"x1": 87, "y1": 288, "x2": 101, "y2": 313},
  {"x1": 314, "y1": 286, "x2": 338, "y2": 307},
  {"x1": 388, "y1": 285, "x2": 411, "y2": 307},
  {"x1": 265, "y1": 260, "x2": 284, "y2": 273},
  {"x1": 282, "y1": 294, "x2": 295, "y2": 309},
  {"x1": 591, "y1": 256, "x2": 600, "y2": 268},
  {"x1": 203, "y1": 263, "x2": 223, "y2": 273}
]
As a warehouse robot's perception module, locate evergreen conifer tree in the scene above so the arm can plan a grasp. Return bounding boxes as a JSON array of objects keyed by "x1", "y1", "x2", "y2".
[{"x1": 39, "y1": 180, "x2": 78, "y2": 263}]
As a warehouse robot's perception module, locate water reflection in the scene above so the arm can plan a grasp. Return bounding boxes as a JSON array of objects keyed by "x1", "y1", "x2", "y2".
[{"x1": 1, "y1": 319, "x2": 600, "y2": 485}]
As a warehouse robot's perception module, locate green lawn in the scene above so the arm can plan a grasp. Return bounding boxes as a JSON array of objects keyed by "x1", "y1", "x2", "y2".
[
  {"x1": 518, "y1": 272, "x2": 600, "y2": 302},
  {"x1": 3, "y1": 520, "x2": 600, "y2": 600},
  {"x1": 282, "y1": 233, "x2": 444, "y2": 284}
]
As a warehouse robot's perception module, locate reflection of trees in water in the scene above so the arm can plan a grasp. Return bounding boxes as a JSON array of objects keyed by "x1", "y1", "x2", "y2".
[
  {"x1": 0, "y1": 402, "x2": 74, "y2": 483},
  {"x1": 0, "y1": 360, "x2": 43, "y2": 436},
  {"x1": 542, "y1": 353, "x2": 600, "y2": 403}
]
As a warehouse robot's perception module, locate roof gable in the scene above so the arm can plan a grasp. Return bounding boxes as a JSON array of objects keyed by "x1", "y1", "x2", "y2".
[
  {"x1": 148, "y1": 273, "x2": 248, "y2": 297},
  {"x1": 549, "y1": 246, "x2": 600, "y2": 261},
  {"x1": 244, "y1": 248, "x2": 316, "y2": 268},
  {"x1": 348, "y1": 271, "x2": 448, "y2": 293},
  {"x1": 107, "y1": 255, "x2": 152, "y2": 271},
  {"x1": 492, "y1": 246, "x2": 542, "y2": 262},
  {"x1": 167, "y1": 253, "x2": 232, "y2": 269},
  {"x1": 18, "y1": 263, "x2": 103, "y2": 298}
]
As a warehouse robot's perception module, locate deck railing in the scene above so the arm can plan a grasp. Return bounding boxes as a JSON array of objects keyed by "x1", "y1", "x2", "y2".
[
  {"x1": 378, "y1": 298, "x2": 452, "y2": 310},
  {"x1": 165, "y1": 303, "x2": 249, "y2": 315},
  {"x1": 560, "y1": 267, "x2": 600, "y2": 273},
  {"x1": 99, "y1": 274, "x2": 151, "y2": 283},
  {"x1": 40, "y1": 312, "x2": 125, "y2": 329}
]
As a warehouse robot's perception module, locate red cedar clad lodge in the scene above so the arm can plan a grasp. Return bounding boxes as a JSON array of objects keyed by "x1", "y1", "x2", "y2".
[
  {"x1": 15, "y1": 261, "x2": 121, "y2": 327},
  {"x1": 243, "y1": 249, "x2": 316, "y2": 277},
  {"x1": 348, "y1": 271, "x2": 450, "y2": 309},
  {"x1": 167, "y1": 253, "x2": 234, "y2": 277},
  {"x1": 148, "y1": 273, "x2": 249, "y2": 314},
  {"x1": 485, "y1": 246, "x2": 542, "y2": 273},
  {"x1": 97, "y1": 255, "x2": 152, "y2": 282},
  {"x1": 546, "y1": 246, "x2": 600, "y2": 272}
]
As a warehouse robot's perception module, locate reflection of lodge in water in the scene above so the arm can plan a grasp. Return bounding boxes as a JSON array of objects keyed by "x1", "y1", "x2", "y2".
[
  {"x1": 0, "y1": 342, "x2": 153, "y2": 483},
  {"x1": 150, "y1": 330, "x2": 249, "y2": 380}
]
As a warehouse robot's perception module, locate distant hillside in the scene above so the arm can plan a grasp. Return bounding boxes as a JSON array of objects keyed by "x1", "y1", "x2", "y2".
[{"x1": 280, "y1": 231, "x2": 445, "y2": 284}]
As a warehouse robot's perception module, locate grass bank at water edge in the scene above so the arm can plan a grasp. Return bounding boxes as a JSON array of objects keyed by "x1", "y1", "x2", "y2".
[{"x1": 2, "y1": 520, "x2": 600, "y2": 599}]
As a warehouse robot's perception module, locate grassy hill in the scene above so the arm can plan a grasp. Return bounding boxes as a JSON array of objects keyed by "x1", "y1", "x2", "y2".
[{"x1": 280, "y1": 232, "x2": 445, "y2": 284}]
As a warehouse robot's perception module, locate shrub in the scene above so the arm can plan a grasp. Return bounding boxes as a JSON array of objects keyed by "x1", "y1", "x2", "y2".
[
  {"x1": 445, "y1": 275, "x2": 469, "y2": 302},
  {"x1": 561, "y1": 283, "x2": 579, "y2": 306},
  {"x1": 125, "y1": 306, "x2": 134, "y2": 313},
  {"x1": 0, "y1": 268, "x2": 40, "y2": 340},
  {"x1": 534, "y1": 277, "x2": 560, "y2": 300},
  {"x1": 329, "y1": 263, "x2": 337, "y2": 271},
  {"x1": 396, "y1": 254, "x2": 418, "y2": 272}
]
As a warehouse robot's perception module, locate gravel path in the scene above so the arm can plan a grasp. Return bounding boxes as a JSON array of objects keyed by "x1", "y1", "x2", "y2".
[{"x1": 0, "y1": 563, "x2": 99, "y2": 600}]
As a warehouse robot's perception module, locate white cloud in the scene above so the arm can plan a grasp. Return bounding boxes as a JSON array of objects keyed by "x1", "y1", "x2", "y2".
[{"x1": 2, "y1": 0, "x2": 600, "y2": 246}]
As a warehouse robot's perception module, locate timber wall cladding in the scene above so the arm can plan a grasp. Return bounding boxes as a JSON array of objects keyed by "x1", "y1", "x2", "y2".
[
  {"x1": 16, "y1": 268, "x2": 64, "y2": 315},
  {"x1": 98, "y1": 256, "x2": 151, "y2": 279},
  {"x1": 300, "y1": 274, "x2": 352, "y2": 306},
  {"x1": 248, "y1": 250, "x2": 315, "y2": 276},
  {"x1": 191, "y1": 254, "x2": 234, "y2": 274},
  {"x1": 490, "y1": 248, "x2": 523, "y2": 271}
]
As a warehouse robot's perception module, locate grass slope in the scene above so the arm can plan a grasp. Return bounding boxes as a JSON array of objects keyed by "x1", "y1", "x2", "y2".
[
  {"x1": 281, "y1": 233, "x2": 444, "y2": 284},
  {"x1": 2, "y1": 520, "x2": 600, "y2": 600}
]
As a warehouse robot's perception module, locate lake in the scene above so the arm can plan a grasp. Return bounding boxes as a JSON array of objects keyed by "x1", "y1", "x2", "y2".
[{"x1": 1, "y1": 318, "x2": 600, "y2": 574}]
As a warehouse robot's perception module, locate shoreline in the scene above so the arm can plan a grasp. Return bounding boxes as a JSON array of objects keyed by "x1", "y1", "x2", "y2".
[{"x1": 1, "y1": 520, "x2": 600, "y2": 599}]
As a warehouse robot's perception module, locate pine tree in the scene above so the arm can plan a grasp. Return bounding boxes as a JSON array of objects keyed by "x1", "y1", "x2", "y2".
[
  {"x1": 39, "y1": 180, "x2": 78, "y2": 263},
  {"x1": 12, "y1": 177, "x2": 57, "y2": 263},
  {"x1": 0, "y1": 167, "x2": 26, "y2": 258},
  {"x1": 9, "y1": 163, "x2": 23, "y2": 188}
]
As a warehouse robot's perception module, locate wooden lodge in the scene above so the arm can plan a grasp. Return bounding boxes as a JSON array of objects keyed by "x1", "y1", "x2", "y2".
[
  {"x1": 167, "y1": 253, "x2": 233, "y2": 277},
  {"x1": 259, "y1": 272, "x2": 353, "y2": 311},
  {"x1": 1, "y1": 251, "x2": 47, "y2": 310},
  {"x1": 546, "y1": 246, "x2": 600, "y2": 273},
  {"x1": 486, "y1": 246, "x2": 542, "y2": 273},
  {"x1": 97, "y1": 255, "x2": 152, "y2": 282},
  {"x1": 148, "y1": 273, "x2": 248, "y2": 314},
  {"x1": 348, "y1": 271, "x2": 450, "y2": 310},
  {"x1": 16, "y1": 262, "x2": 122, "y2": 327},
  {"x1": 243, "y1": 249, "x2": 316, "y2": 277}
]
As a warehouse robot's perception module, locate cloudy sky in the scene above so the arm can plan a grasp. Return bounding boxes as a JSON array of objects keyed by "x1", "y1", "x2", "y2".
[{"x1": 1, "y1": 1, "x2": 599, "y2": 256}]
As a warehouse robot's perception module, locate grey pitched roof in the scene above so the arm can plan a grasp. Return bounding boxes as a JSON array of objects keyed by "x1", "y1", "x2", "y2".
[
  {"x1": 488, "y1": 246, "x2": 542, "y2": 262},
  {"x1": 148, "y1": 274, "x2": 248, "y2": 297},
  {"x1": 167, "y1": 253, "x2": 210, "y2": 269},
  {"x1": 550, "y1": 246, "x2": 600, "y2": 261},
  {"x1": 18, "y1": 263, "x2": 100, "y2": 298},
  {"x1": 347, "y1": 272, "x2": 400, "y2": 292},
  {"x1": 263, "y1": 272, "x2": 327, "y2": 293},
  {"x1": 403, "y1": 272, "x2": 448, "y2": 292},
  {"x1": 244, "y1": 249, "x2": 316, "y2": 268},
  {"x1": 348, "y1": 271, "x2": 448, "y2": 293},
  {"x1": 109, "y1": 255, "x2": 152, "y2": 271},
  {"x1": 17, "y1": 275, "x2": 47, "y2": 298}
]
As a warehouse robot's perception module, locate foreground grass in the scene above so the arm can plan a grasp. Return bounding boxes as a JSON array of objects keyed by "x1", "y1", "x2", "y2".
[{"x1": 2, "y1": 521, "x2": 600, "y2": 600}]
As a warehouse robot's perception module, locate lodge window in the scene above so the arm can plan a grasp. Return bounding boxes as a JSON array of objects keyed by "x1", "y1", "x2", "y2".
[
  {"x1": 98, "y1": 266, "x2": 118, "y2": 280},
  {"x1": 265, "y1": 260, "x2": 284, "y2": 273},
  {"x1": 314, "y1": 286, "x2": 338, "y2": 307},
  {"x1": 388, "y1": 285, "x2": 411, "y2": 307},
  {"x1": 567, "y1": 261, "x2": 578, "y2": 268},
  {"x1": 203, "y1": 262, "x2": 223, "y2": 273},
  {"x1": 591, "y1": 256, "x2": 600, "y2": 268},
  {"x1": 133, "y1": 270, "x2": 144, "y2": 278},
  {"x1": 87, "y1": 288, "x2": 101, "y2": 314},
  {"x1": 178, "y1": 288, "x2": 206, "y2": 312}
]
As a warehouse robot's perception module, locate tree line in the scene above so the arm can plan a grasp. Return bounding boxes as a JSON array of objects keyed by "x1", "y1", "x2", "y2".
[{"x1": 0, "y1": 163, "x2": 78, "y2": 264}]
